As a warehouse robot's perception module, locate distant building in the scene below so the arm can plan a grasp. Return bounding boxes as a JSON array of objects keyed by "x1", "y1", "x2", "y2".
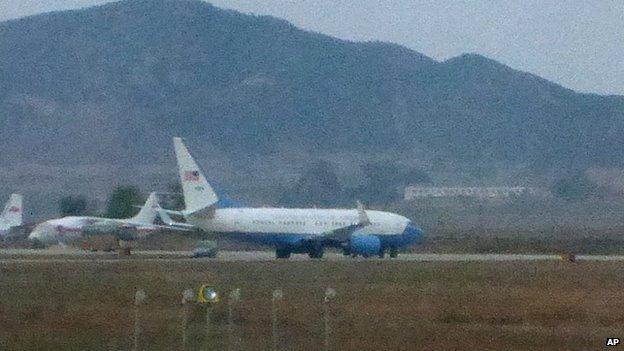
[{"x1": 404, "y1": 186, "x2": 546, "y2": 201}]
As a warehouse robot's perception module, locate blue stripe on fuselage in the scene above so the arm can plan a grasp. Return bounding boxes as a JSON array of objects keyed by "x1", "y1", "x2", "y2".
[
  {"x1": 376, "y1": 223, "x2": 424, "y2": 249},
  {"x1": 216, "y1": 223, "x2": 424, "y2": 250}
]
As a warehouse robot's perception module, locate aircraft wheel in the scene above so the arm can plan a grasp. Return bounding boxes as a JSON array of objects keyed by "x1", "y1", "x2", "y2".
[
  {"x1": 276, "y1": 248, "x2": 291, "y2": 259},
  {"x1": 378, "y1": 249, "x2": 385, "y2": 259},
  {"x1": 308, "y1": 246, "x2": 324, "y2": 259},
  {"x1": 389, "y1": 248, "x2": 398, "y2": 258}
]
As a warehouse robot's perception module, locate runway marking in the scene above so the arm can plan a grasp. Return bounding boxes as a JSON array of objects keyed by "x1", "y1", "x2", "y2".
[{"x1": 1, "y1": 249, "x2": 624, "y2": 263}]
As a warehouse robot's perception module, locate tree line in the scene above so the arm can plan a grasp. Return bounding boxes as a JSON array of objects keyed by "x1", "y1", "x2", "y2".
[{"x1": 58, "y1": 184, "x2": 183, "y2": 218}]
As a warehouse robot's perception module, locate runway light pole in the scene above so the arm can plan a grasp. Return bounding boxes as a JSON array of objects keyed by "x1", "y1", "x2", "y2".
[
  {"x1": 181, "y1": 288, "x2": 195, "y2": 351},
  {"x1": 323, "y1": 288, "x2": 337, "y2": 351},
  {"x1": 198, "y1": 285, "x2": 219, "y2": 351},
  {"x1": 133, "y1": 289, "x2": 147, "y2": 351},
  {"x1": 271, "y1": 289, "x2": 284, "y2": 351},
  {"x1": 228, "y1": 288, "x2": 242, "y2": 351}
]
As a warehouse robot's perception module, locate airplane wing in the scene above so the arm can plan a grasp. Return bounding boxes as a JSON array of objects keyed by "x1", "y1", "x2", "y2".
[
  {"x1": 158, "y1": 209, "x2": 197, "y2": 230},
  {"x1": 319, "y1": 201, "x2": 371, "y2": 242},
  {"x1": 158, "y1": 208, "x2": 185, "y2": 216},
  {"x1": 136, "y1": 205, "x2": 212, "y2": 220},
  {"x1": 83, "y1": 219, "x2": 191, "y2": 241},
  {"x1": 138, "y1": 223, "x2": 193, "y2": 232},
  {"x1": 130, "y1": 193, "x2": 195, "y2": 231},
  {"x1": 133, "y1": 205, "x2": 184, "y2": 217}
]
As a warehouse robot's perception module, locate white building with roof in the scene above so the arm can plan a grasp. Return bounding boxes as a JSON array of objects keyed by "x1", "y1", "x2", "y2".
[{"x1": 404, "y1": 186, "x2": 545, "y2": 201}]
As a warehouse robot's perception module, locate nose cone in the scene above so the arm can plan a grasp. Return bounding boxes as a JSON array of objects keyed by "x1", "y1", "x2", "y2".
[
  {"x1": 28, "y1": 226, "x2": 43, "y2": 241},
  {"x1": 403, "y1": 223, "x2": 424, "y2": 244},
  {"x1": 28, "y1": 223, "x2": 53, "y2": 244}
]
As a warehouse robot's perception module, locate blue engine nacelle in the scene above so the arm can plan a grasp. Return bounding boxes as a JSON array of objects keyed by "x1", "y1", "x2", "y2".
[{"x1": 349, "y1": 235, "x2": 381, "y2": 257}]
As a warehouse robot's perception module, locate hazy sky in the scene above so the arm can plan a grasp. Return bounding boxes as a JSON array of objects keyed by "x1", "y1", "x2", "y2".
[{"x1": 0, "y1": 0, "x2": 622, "y2": 95}]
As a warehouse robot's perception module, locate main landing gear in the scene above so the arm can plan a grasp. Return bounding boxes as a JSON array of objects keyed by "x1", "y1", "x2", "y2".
[
  {"x1": 389, "y1": 248, "x2": 398, "y2": 258},
  {"x1": 276, "y1": 248, "x2": 291, "y2": 259},
  {"x1": 308, "y1": 243, "x2": 324, "y2": 259},
  {"x1": 118, "y1": 240, "x2": 132, "y2": 256},
  {"x1": 378, "y1": 249, "x2": 385, "y2": 259},
  {"x1": 345, "y1": 247, "x2": 400, "y2": 259},
  {"x1": 275, "y1": 245, "x2": 324, "y2": 259}
]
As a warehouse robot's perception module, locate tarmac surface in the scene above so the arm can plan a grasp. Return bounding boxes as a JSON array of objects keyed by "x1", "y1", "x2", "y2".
[{"x1": 0, "y1": 248, "x2": 623, "y2": 263}]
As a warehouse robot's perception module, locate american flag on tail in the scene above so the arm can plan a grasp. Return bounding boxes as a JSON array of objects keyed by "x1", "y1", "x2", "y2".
[{"x1": 184, "y1": 170, "x2": 200, "y2": 181}]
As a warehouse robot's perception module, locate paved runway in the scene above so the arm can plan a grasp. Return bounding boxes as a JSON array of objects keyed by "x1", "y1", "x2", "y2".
[{"x1": 1, "y1": 248, "x2": 623, "y2": 263}]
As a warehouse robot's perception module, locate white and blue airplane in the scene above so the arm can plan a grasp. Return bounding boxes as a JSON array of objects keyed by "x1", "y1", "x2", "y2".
[
  {"x1": 0, "y1": 194, "x2": 23, "y2": 239},
  {"x1": 170, "y1": 137, "x2": 424, "y2": 259}
]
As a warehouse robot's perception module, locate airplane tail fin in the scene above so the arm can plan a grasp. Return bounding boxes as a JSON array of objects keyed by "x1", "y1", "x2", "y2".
[
  {"x1": 131, "y1": 192, "x2": 160, "y2": 224},
  {"x1": 173, "y1": 137, "x2": 219, "y2": 215},
  {"x1": 1, "y1": 194, "x2": 23, "y2": 227}
]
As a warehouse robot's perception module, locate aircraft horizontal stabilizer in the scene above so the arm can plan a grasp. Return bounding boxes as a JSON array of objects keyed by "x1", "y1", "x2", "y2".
[
  {"x1": 182, "y1": 205, "x2": 216, "y2": 219},
  {"x1": 135, "y1": 206, "x2": 184, "y2": 217},
  {"x1": 150, "y1": 224, "x2": 193, "y2": 232},
  {"x1": 158, "y1": 209, "x2": 196, "y2": 230}
]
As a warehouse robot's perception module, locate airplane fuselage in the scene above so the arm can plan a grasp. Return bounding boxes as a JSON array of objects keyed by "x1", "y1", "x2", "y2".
[
  {"x1": 28, "y1": 216, "x2": 158, "y2": 245},
  {"x1": 28, "y1": 193, "x2": 165, "y2": 246},
  {"x1": 187, "y1": 207, "x2": 423, "y2": 253}
]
